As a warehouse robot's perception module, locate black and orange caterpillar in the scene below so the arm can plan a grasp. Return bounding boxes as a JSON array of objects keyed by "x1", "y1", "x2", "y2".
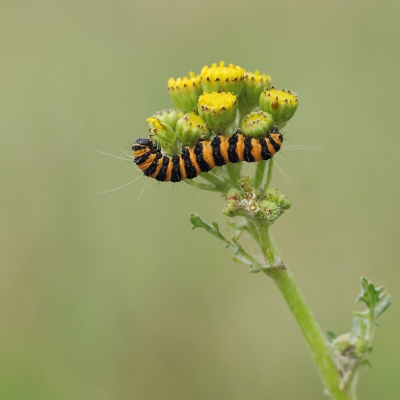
[{"x1": 132, "y1": 128, "x2": 283, "y2": 182}]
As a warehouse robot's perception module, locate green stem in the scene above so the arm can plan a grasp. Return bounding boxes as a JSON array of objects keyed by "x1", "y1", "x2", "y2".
[
  {"x1": 254, "y1": 160, "x2": 267, "y2": 188},
  {"x1": 225, "y1": 163, "x2": 240, "y2": 187},
  {"x1": 264, "y1": 160, "x2": 274, "y2": 190},
  {"x1": 259, "y1": 224, "x2": 355, "y2": 400},
  {"x1": 258, "y1": 222, "x2": 281, "y2": 265}
]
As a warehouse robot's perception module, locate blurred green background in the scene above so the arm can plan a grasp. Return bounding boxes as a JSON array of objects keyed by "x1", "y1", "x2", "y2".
[{"x1": 1, "y1": 0, "x2": 400, "y2": 399}]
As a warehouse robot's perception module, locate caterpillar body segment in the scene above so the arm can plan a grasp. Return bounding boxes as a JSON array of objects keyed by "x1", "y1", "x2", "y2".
[{"x1": 132, "y1": 130, "x2": 283, "y2": 183}]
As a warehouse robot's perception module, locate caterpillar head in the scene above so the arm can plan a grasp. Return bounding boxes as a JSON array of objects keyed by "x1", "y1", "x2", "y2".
[{"x1": 134, "y1": 138, "x2": 153, "y2": 147}]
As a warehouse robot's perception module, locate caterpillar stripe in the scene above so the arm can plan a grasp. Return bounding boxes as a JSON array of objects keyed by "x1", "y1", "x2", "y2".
[{"x1": 132, "y1": 129, "x2": 283, "y2": 182}]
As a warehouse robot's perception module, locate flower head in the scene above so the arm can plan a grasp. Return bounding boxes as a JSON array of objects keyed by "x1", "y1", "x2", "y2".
[
  {"x1": 146, "y1": 117, "x2": 179, "y2": 155},
  {"x1": 200, "y1": 61, "x2": 245, "y2": 96},
  {"x1": 149, "y1": 109, "x2": 183, "y2": 130},
  {"x1": 240, "y1": 70, "x2": 271, "y2": 113},
  {"x1": 168, "y1": 72, "x2": 203, "y2": 113},
  {"x1": 259, "y1": 87, "x2": 298, "y2": 127},
  {"x1": 197, "y1": 91, "x2": 238, "y2": 132},
  {"x1": 240, "y1": 111, "x2": 274, "y2": 139},
  {"x1": 176, "y1": 112, "x2": 211, "y2": 148}
]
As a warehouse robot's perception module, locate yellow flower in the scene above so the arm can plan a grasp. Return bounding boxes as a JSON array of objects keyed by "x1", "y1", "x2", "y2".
[
  {"x1": 259, "y1": 87, "x2": 298, "y2": 127},
  {"x1": 167, "y1": 72, "x2": 203, "y2": 113},
  {"x1": 240, "y1": 70, "x2": 271, "y2": 114},
  {"x1": 200, "y1": 61, "x2": 245, "y2": 96},
  {"x1": 197, "y1": 92, "x2": 238, "y2": 131}
]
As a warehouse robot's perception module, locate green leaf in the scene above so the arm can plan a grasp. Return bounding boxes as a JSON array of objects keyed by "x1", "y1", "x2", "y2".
[
  {"x1": 356, "y1": 277, "x2": 391, "y2": 321},
  {"x1": 356, "y1": 277, "x2": 384, "y2": 310},
  {"x1": 374, "y1": 294, "x2": 392, "y2": 319},
  {"x1": 189, "y1": 213, "x2": 231, "y2": 247},
  {"x1": 189, "y1": 213, "x2": 263, "y2": 271}
]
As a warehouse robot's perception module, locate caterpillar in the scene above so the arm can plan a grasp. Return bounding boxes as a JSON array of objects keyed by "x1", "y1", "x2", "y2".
[{"x1": 132, "y1": 128, "x2": 283, "y2": 182}]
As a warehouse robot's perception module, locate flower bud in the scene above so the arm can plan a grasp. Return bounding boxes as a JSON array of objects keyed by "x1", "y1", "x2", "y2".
[
  {"x1": 240, "y1": 111, "x2": 274, "y2": 139},
  {"x1": 223, "y1": 188, "x2": 245, "y2": 216},
  {"x1": 149, "y1": 109, "x2": 184, "y2": 130},
  {"x1": 197, "y1": 92, "x2": 238, "y2": 132},
  {"x1": 200, "y1": 61, "x2": 245, "y2": 96},
  {"x1": 176, "y1": 112, "x2": 211, "y2": 147},
  {"x1": 258, "y1": 188, "x2": 291, "y2": 223},
  {"x1": 259, "y1": 87, "x2": 298, "y2": 127},
  {"x1": 258, "y1": 200, "x2": 282, "y2": 223},
  {"x1": 265, "y1": 188, "x2": 291, "y2": 210},
  {"x1": 223, "y1": 186, "x2": 260, "y2": 218},
  {"x1": 240, "y1": 70, "x2": 271, "y2": 113},
  {"x1": 167, "y1": 72, "x2": 203, "y2": 113},
  {"x1": 146, "y1": 117, "x2": 178, "y2": 155}
]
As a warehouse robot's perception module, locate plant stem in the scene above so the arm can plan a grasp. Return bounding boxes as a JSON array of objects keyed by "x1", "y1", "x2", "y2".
[
  {"x1": 264, "y1": 160, "x2": 274, "y2": 190},
  {"x1": 254, "y1": 160, "x2": 267, "y2": 188},
  {"x1": 258, "y1": 225, "x2": 355, "y2": 400}
]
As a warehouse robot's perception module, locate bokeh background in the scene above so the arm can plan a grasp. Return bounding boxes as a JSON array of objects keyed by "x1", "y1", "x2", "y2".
[{"x1": 1, "y1": 1, "x2": 400, "y2": 399}]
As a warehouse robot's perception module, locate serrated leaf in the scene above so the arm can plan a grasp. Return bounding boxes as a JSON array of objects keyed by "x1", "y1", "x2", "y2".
[
  {"x1": 190, "y1": 213, "x2": 264, "y2": 271},
  {"x1": 355, "y1": 277, "x2": 391, "y2": 323},
  {"x1": 356, "y1": 277, "x2": 384, "y2": 310},
  {"x1": 189, "y1": 213, "x2": 231, "y2": 247},
  {"x1": 374, "y1": 294, "x2": 392, "y2": 319}
]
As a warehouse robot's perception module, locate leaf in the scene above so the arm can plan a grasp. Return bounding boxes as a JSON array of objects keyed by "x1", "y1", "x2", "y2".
[
  {"x1": 374, "y1": 294, "x2": 392, "y2": 319},
  {"x1": 189, "y1": 213, "x2": 263, "y2": 271},
  {"x1": 189, "y1": 213, "x2": 231, "y2": 247},
  {"x1": 356, "y1": 277, "x2": 384, "y2": 310},
  {"x1": 356, "y1": 277, "x2": 391, "y2": 321}
]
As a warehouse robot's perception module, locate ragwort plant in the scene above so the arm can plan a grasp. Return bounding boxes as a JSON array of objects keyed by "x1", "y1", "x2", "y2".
[{"x1": 132, "y1": 61, "x2": 391, "y2": 399}]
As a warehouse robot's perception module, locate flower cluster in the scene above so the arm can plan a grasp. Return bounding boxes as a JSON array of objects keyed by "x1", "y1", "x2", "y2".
[{"x1": 147, "y1": 61, "x2": 298, "y2": 155}]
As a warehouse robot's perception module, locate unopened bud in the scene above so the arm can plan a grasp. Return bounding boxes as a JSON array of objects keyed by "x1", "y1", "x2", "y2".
[
  {"x1": 146, "y1": 117, "x2": 178, "y2": 155},
  {"x1": 259, "y1": 87, "x2": 298, "y2": 127},
  {"x1": 265, "y1": 188, "x2": 291, "y2": 210},
  {"x1": 176, "y1": 112, "x2": 211, "y2": 147},
  {"x1": 149, "y1": 109, "x2": 184, "y2": 130},
  {"x1": 241, "y1": 111, "x2": 274, "y2": 139}
]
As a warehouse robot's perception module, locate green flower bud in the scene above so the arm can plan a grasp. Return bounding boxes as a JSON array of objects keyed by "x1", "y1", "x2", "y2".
[
  {"x1": 259, "y1": 87, "x2": 298, "y2": 127},
  {"x1": 149, "y1": 109, "x2": 184, "y2": 130},
  {"x1": 240, "y1": 111, "x2": 274, "y2": 139},
  {"x1": 265, "y1": 188, "x2": 291, "y2": 210},
  {"x1": 198, "y1": 92, "x2": 238, "y2": 132},
  {"x1": 258, "y1": 200, "x2": 282, "y2": 223},
  {"x1": 238, "y1": 176, "x2": 260, "y2": 196},
  {"x1": 200, "y1": 61, "x2": 245, "y2": 96},
  {"x1": 146, "y1": 117, "x2": 178, "y2": 155},
  {"x1": 168, "y1": 72, "x2": 203, "y2": 113},
  {"x1": 223, "y1": 188, "x2": 245, "y2": 216},
  {"x1": 176, "y1": 112, "x2": 211, "y2": 148},
  {"x1": 240, "y1": 70, "x2": 271, "y2": 113}
]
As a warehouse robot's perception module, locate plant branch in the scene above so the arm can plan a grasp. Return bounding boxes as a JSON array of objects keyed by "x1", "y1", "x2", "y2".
[{"x1": 259, "y1": 224, "x2": 355, "y2": 400}]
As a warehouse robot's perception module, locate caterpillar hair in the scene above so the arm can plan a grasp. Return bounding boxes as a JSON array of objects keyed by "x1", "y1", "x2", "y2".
[{"x1": 132, "y1": 128, "x2": 283, "y2": 182}]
